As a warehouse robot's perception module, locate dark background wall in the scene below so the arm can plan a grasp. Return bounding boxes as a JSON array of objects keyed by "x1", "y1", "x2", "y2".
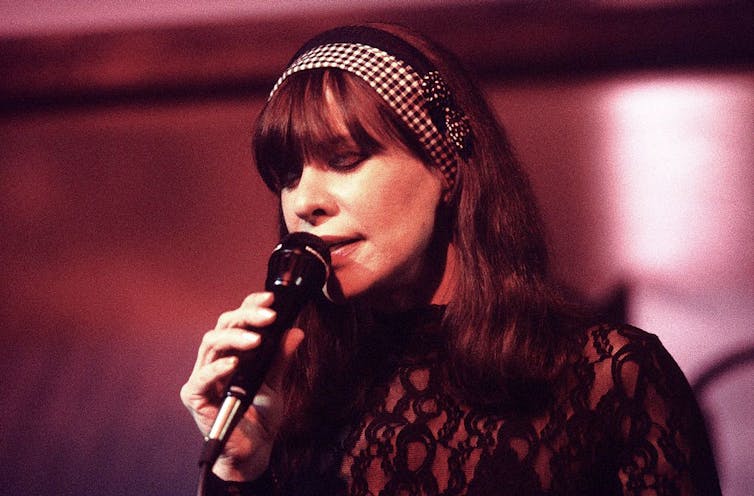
[{"x1": 1, "y1": 2, "x2": 752, "y2": 495}]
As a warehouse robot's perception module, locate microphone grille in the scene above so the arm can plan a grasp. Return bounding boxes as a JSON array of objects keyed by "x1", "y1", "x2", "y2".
[{"x1": 277, "y1": 232, "x2": 331, "y2": 266}]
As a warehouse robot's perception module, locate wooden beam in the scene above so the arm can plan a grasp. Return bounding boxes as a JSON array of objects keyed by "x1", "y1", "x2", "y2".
[{"x1": 1, "y1": 2, "x2": 752, "y2": 112}]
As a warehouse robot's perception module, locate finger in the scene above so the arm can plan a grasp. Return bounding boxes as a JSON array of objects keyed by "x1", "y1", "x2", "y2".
[
  {"x1": 213, "y1": 292, "x2": 273, "y2": 330},
  {"x1": 194, "y1": 328, "x2": 262, "y2": 371},
  {"x1": 240, "y1": 291, "x2": 274, "y2": 309},
  {"x1": 216, "y1": 305, "x2": 277, "y2": 331},
  {"x1": 181, "y1": 355, "x2": 239, "y2": 405},
  {"x1": 195, "y1": 355, "x2": 239, "y2": 393}
]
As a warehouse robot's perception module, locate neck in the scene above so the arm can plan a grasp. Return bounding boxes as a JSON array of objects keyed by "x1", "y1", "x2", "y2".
[
  {"x1": 358, "y1": 242, "x2": 457, "y2": 313},
  {"x1": 429, "y1": 242, "x2": 457, "y2": 306}
]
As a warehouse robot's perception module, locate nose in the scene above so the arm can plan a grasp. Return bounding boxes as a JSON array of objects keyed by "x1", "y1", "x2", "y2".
[{"x1": 284, "y1": 164, "x2": 336, "y2": 228}]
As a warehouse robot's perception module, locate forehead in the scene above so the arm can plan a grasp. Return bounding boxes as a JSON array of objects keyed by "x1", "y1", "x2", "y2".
[
  {"x1": 255, "y1": 69, "x2": 427, "y2": 192},
  {"x1": 287, "y1": 71, "x2": 410, "y2": 153},
  {"x1": 320, "y1": 88, "x2": 354, "y2": 140}
]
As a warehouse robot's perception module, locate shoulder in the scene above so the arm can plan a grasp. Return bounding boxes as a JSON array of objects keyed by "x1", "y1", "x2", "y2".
[
  {"x1": 572, "y1": 323, "x2": 691, "y2": 403},
  {"x1": 577, "y1": 323, "x2": 673, "y2": 371},
  {"x1": 566, "y1": 324, "x2": 722, "y2": 494},
  {"x1": 578, "y1": 323, "x2": 663, "y2": 362}
]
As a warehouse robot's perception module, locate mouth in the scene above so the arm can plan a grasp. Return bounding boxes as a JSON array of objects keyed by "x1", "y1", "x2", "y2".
[{"x1": 319, "y1": 236, "x2": 360, "y2": 260}]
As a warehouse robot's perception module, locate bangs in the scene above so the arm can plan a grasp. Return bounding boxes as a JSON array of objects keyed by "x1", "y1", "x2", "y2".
[{"x1": 254, "y1": 69, "x2": 422, "y2": 192}]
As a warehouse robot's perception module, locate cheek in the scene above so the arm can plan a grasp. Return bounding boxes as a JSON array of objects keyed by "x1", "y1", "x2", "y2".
[
  {"x1": 376, "y1": 184, "x2": 441, "y2": 246},
  {"x1": 279, "y1": 194, "x2": 296, "y2": 231}
]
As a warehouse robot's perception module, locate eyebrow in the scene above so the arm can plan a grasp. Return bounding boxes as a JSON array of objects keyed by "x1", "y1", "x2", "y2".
[
  {"x1": 325, "y1": 133, "x2": 358, "y2": 148},
  {"x1": 308, "y1": 134, "x2": 361, "y2": 158}
]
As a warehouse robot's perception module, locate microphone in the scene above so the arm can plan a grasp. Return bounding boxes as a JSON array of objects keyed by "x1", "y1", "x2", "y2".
[{"x1": 198, "y1": 232, "x2": 330, "y2": 469}]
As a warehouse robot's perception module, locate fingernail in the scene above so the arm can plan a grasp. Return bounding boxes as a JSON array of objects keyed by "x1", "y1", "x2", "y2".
[
  {"x1": 258, "y1": 308, "x2": 276, "y2": 320},
  {"x1": 242, "y1": 332, "x2": 260, "y2": 344}
]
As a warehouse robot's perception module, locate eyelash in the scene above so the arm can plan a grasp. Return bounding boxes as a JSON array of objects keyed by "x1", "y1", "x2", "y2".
[
  {"x1": 278, "y1": 152, "x2": 369, "y2": 190},
  {"x1": 279, "y1": 171, "x2": 301, "y2": 190},
  {"x1": 328, "y1": 152, "x2": 368, "y2": 171}
]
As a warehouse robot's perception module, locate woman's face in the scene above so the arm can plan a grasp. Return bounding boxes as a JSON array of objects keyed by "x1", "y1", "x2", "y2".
[{"x1": 280, "y1": 130, "x2": 446, "y2": 308}]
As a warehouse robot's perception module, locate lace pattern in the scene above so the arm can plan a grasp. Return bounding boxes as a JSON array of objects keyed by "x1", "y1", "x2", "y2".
[
  {"x1": 212, "y1": 320, "x2": 720, "y2": 495},
  {"x1": 332, "y1": 324, "x2": 719, "y2": 495}
]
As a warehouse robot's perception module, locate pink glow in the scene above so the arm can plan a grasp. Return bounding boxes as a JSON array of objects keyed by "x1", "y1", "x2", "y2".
[
  {"x1": 601, "y1": 74, "x2": 754, "y2": 291},
  {"x1": 0, "y1": 0, "x2": 452, "y2": 36},
  {"x1": 598, "y1": 73, "x2": 754, "y2": 494}
]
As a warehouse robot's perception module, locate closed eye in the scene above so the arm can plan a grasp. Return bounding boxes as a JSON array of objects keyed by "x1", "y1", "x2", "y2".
[
  {"x1": 278, "y1": 165, "x2": 303, "y2": 190},
  {"x1": 328, "y1": 151, "x2": 368, "y2": 171},
  {"x1": 280, "y1": 148, "x2": 370, "y2": 191}
]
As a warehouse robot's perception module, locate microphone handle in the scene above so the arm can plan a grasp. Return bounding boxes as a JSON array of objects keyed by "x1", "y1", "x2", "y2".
[
  {"x1": 228, "y1": 284, "x2": 306, "y2": 401},
  {"x1": 198, "y1": 284, "x2": 307, "y2": 467}
]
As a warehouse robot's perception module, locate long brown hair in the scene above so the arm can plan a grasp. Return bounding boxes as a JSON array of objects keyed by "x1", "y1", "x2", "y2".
[{"x1": 253, "y1": 23, "x2": 583, "y2": 479}]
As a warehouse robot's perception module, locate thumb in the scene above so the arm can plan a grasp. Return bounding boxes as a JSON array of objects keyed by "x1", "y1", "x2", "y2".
[
  {"x1": 249, "y1": 327, "x2": 304, "y2": 427},
  {"x1": 262, "y1": 327, "x2": 305, "y2": 392}
]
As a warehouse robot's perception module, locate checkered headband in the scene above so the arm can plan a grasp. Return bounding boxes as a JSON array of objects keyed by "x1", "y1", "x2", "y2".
[{"x1": 268, "y1": 26, "x2": 473, "y2": 189}]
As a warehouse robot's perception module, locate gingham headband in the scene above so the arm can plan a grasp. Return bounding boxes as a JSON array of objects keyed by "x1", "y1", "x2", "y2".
[{"x1": 268, "y1": 25, "x2": 473, "y2": 189}]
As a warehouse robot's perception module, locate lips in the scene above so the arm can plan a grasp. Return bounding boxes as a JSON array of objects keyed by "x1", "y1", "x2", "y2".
[
  {"x1": 318, "y1": 235, "x2": 360, "y2": 263},
  {"x1": 319, "y1": 235, "x2": 357, "y2": 249},
  {"x1": 328, "y1": 239, "x2": 356, "y2": 251}
]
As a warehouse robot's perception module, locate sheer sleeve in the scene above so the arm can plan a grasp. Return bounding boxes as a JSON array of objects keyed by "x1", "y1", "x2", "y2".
[{"x1": 589, "y1": 325, "x2": 721, "y2": 495}]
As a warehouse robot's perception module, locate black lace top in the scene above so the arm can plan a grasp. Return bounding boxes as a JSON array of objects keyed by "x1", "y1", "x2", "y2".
[{"x1": 208, "y1": 308, "x2": 720, "y2": 495}]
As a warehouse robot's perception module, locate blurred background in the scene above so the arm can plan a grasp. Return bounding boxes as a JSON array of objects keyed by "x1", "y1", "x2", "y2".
[{"x1": 1, "y1": 1, "x2": 752, "y2": 495}]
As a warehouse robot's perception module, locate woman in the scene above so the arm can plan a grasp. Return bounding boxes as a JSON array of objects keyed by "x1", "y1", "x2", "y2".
[{"x1": 181, "y1": 24, "x2": 720, "y2": 495}]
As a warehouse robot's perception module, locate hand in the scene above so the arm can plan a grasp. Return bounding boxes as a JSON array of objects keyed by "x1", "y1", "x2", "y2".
[{"x1": 180, "y1": 291, "x2": 305, "y2": 481}]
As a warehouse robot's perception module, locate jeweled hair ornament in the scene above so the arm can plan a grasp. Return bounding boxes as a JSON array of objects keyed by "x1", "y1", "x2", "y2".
[{"x1": 268, "y1": 25, "x2": 473, "y2": 190}]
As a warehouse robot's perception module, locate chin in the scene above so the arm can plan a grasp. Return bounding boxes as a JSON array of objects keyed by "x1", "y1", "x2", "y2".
[{"x1": 323, "y1": 273, "x2": 377, "y2": 305}]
